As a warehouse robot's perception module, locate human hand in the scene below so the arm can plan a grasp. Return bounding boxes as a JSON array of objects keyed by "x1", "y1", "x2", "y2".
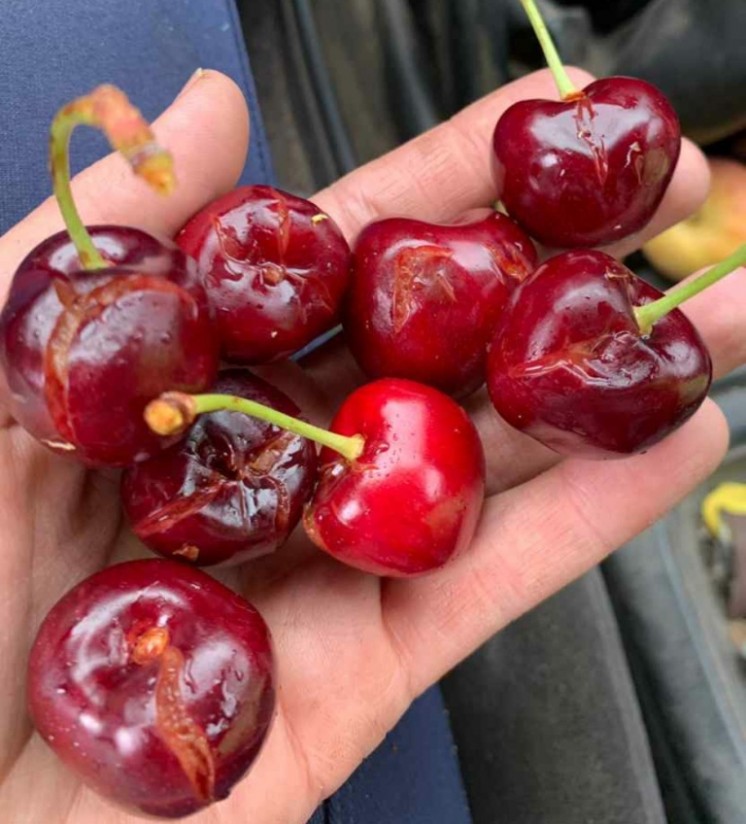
[{"x1": 2, "y1": 67, "x2": 744, "y2": 823}]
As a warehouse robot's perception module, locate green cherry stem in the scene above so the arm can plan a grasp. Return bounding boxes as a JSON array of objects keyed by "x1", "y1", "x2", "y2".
[
  {"x1": 49, "y1": 84, "x2": 176, "y2": 270},
  {"x1": 635, "y1": 243, "x2": 746, "y2": 336},
  {"x1": 145, "y1": 391, "x2": 365, "y2": 462},
  {"x1": 519, "y1": 0, "x2": 579, "y2": 100}
]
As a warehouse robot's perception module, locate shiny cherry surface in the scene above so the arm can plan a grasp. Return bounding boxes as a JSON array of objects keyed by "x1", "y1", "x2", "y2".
[
  {"x1": 122, "y1": 369, "x2": 318, "y2": 567},
  {"x1": 486, "y1": 250, "x2": 712, "y2": 457},
  {"x1": 177, "y1": 185, "x2": 351, "y2": 364},
  {"x1": 493, "y1": 77, "x2": 681, "y2": 248},
  {"x1": 304, "y1": 378, "x2": 485, "y2": 576},
  {"x1": 27, "y1": 559, "x2": 275, "y2": 818},
  {"x1": 343, "y1": 212, "x2": 537, "y2": 396},
  {"x1": 0, "y1": 227, "x2": 218, "y2": 466}
]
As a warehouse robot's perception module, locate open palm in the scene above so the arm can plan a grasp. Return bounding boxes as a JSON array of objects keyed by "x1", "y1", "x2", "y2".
[{"x1": 1, "y1": 69, "x2": 744, "y2": 824}]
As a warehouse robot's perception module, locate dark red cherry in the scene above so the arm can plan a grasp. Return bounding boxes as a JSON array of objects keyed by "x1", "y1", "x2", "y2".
[
  {"x1": 27, "y1": 559, "x2": 275, "y2": 818},
  {"x1": 0, "y1": 227, "x2": 218, "y2": 466},
  {"x1": 486, "y1": 250, "x2": 712, "y2": 458},
  {"x1": 121, "y1": 369, "x2": 318, "y2": 567},
  {"x1": 176, "y1": 185, "x2": 351, "y2": 364},
  {"x1": 304, "y1": 378, "x2": 485, "y2": 576},
  {"x1": 343, "y1": 212, "x2": 537, "y2": 397},
  {"x1": 493, "y1": 76, "x2": 681, "y2": 248}
]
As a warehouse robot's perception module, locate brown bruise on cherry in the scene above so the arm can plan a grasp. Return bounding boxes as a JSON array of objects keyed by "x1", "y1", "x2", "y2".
[
  {"x1": 272, "y1": 190, "x2": 292, "y2": 260},
  {"x1": 573, "y1": 96, "x2": 610, "y2": 186},
  {"x1": 155, "y1": 646, "x2": 216, "y2": 803},
  {"x1": 392, "y1": 245, "x2": 456, "y2": 333},
  {"x1": 128, "y1": 623, "x2": 216, "y2": 803},
  {"x1": 486, "y1": 243, "x2": 533, "y2": 284}
]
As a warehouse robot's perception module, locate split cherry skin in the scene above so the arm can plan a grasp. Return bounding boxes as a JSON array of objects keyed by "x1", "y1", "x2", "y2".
[
  {"x1": 344, "y1": 212, "x2": 537, "y2": 397},
  {"x1": 0, "y1": 86, "x2": 218, "y2": 465},
  {"x1": 147, "y1": 377, "x2": 486, "y2": 577},
  {"x1": 486, "y1": 245, "x2": 746, "y2": 458},
  {"x1": 122, "y1": 369, "x2": 317, "y2": 567},
  {"x1": 492, "y1": 0, "x2": 681, "y2": 249},
  {"x1": 177, "y1": 185, "x2": 352, "y2": 364},
  {"x1": 27, "y1": 559, "x2": 275, "y2": 818}
]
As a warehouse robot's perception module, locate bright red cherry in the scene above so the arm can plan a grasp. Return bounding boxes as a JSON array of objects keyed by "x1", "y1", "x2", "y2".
[
  {"x1": 0, "y1": 227, "x2": 218, "y2": 465},
  {"x1": 493, "y1": 0, "x2": 680, "y2": 248},
  {"x1": 0, "y1": 86, "x2": 218, "y2": 466},
  {"x1": 27, "y1": 559, "x2": 275, "y2": 818},
  {"x1": 304, "y1": 378, "x2": 486, "y2": 576},
  {"x1": 486, "y1": 250, "x2": 712, "y2": 458},
  {"x1": 121, "y1": 369, "x2": 317, "y2": 567},
  {"x1": 343, "y1": 212, "x2": 537, "y2": 396},
  {"x1": 176, "y1": 185, "x2": 351, "y2": 364}
]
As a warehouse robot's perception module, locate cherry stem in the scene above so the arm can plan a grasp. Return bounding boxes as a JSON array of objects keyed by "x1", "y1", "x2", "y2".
[
  {"x1": 519, "y1": 0, "x2": 578, "y2": 100},
  {"x1": 145, "y1": 391, "x2": 365, "y2": 462},
  {"x1": 634, "y1": 243, "x2": 746, "y2": 336},
  {"x1": 49, "y1": 85, "x2": 176, "y2": 270}
]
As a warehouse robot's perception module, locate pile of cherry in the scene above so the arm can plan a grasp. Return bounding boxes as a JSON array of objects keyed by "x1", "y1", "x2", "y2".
[{"x1": 6, "y1": 1, "x2": 746, "y2": 819}]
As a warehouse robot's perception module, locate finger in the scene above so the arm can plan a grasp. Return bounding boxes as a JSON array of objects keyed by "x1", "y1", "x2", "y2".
[
  {"x1": 0, "y1": 70, "x2": 250, "y2": 288},
  {"x1": 382, "y1": 397, "x2": 729, "y2": 695}
]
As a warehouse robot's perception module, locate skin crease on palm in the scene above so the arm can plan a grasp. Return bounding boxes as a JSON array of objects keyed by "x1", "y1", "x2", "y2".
[{"x1": 0, "y1": 67, "x2": 745, "y2": 824}]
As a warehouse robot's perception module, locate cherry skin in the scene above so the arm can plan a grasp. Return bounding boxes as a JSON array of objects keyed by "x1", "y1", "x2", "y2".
[
  {"x1": 177, "y1": 185, "x2": 351, "y2": 364},
  {"x1": 486, "y1": 250, "x2": 712, "y2": 458},
  {"x1": 343, "y1": 212, "x2": 537, "y2": 397},
  {"x1": 121, "y1": 369, "x2": 318, "y2": 567},
  {"x1": 493, "y1": 77, "x2": 681, "y2": 248},
  {"x1": 27, "y1": 559, "x2": 275, "y2": 818},
  {"x1": 304, "y1": 378, "x2": 486, "y2": 576},
  {"x1": 0, "y1": 227, "x2": 218, "y2": 466}
]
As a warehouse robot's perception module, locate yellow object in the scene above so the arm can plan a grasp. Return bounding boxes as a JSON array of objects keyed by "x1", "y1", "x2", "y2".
[
  {"x1": 643, "y1": 158, "x2": 746, "y2": 282},
  {"x1": 701, "y1": 482, "x2": 746, "y2": 541}
]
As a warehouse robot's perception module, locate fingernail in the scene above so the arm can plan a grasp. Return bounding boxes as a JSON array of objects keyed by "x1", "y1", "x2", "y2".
[{"x1": 176, "y1": 68, "x2": 206, "y2": 100}]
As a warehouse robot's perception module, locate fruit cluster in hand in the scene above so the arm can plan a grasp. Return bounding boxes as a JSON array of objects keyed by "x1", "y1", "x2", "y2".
[{"x1": 7, "y1": 0, "x2": 746, "y2": 817}]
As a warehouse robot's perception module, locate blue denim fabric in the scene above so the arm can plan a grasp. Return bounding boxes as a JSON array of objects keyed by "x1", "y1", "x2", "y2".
[
  {"x1": 0, "y1": 2, "x2": 473, "y2": 821},
  {"x1": 308, "y1": 687, "x2": 472, "y2": 824},
  {"x1": 0, "y1": 0, "x2": 273, "y2": 233}
]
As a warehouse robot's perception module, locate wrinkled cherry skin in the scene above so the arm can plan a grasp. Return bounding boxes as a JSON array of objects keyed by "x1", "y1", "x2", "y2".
[
  {"x1": 122, "y1": 369, "x2": 318, "y2": 567},
  {"x1": 486, "y1": 250, "x2": 712, "y2": 458},
  {"x1": 343, "y1": 212, "x2": 537, "y2": 397},
  {"x1": 177, "y1": 185, "x2": 352, "y2": 364},
  {"x1": 493, "y1": 77, "x2": 681, "y2": 248},
  {"x1": 27, "y1": 559, "x2": 275, "y2": 819},
  {"x1": 305, "y1": 378, "x2": 485, "y2": 576},
  {"x1": 0, "y1": 227, "x2": 218, "y2": 466}
]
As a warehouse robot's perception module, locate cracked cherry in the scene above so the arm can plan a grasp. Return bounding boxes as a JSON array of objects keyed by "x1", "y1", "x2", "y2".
[
  {"x1": 484, "y1": 247, "x2": 746, "y2": 458},
  {"x1": 492, "y1": 0, "x2": 680, "y2": 248},
  {"x1": 343, "y1": 212, "x2": 537, "y2": 396},
  {"x1": 177, "y1": 185, "x2": 351, "y2": 364},
  {"x1": 122, "y1": 369, "x2": 317, "y2": 567},
  {"x1": 0, "y1": 87, "x2": 218, "y2": 465},
  {"x1": 27, "y1": 559, "x2": 275, "y2": 818},
  {"x1": 146, "y1": 378, "x2": 486, "y2": 578}
]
